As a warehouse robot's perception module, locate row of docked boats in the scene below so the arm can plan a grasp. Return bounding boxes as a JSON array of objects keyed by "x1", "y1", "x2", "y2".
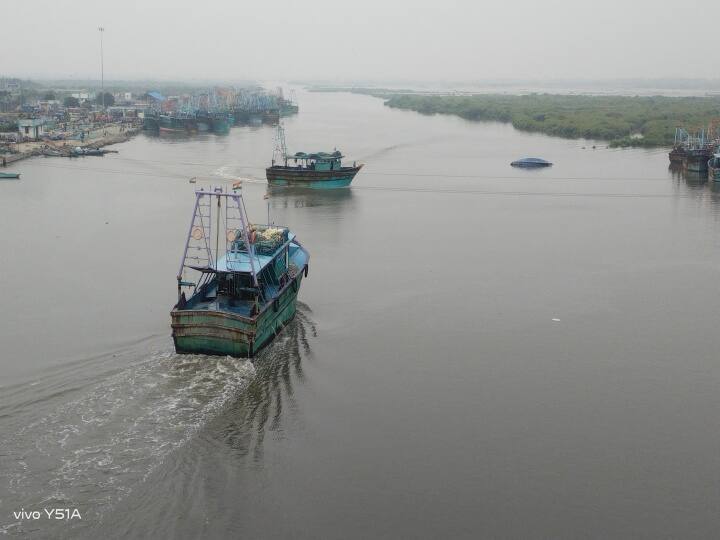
[
  {"x1": 669, "y1": 143, "x2": 720, "y2": 181},
  {"x1": 143, "y1": 105, "x2": 289, "y2": 135},
  {"x1": 143, "y1": 112, "x2": 236, "y2": 135},
  {"x1": 667, "y1": 127, "x2": 720, "y2": 180}
]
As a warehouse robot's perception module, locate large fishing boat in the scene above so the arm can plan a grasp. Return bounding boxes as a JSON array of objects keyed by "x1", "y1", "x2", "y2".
[
  {"x1": 210, "y1": 112, "x2": 232, "y2": 134},
  {"x1": 669, "y1": 127, "x2": 714, "y2": 172},
  {"x1": 159, "y1": 113, "x2": 197, "y2": 134},
  {"x1": 171, "y1": 186, "x2": 309, "y2": 356},
  {"x1": 278, "y1": 88, "x2": 299, "y2": 116},
  {"x1": 265, "y1": 124, "x2": 363, "y2": 189},
  {"x1": 143, "y1": 111, "x2": 159, "y2": 132}
]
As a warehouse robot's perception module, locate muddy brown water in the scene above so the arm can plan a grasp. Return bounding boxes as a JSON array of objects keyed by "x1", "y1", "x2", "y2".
[{"x1": 1, "y1": 88, "x2": 719, "y2": 539}]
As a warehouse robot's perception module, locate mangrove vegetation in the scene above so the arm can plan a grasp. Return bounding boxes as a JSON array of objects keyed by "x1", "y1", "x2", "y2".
[{"x1": 379, "y1": 93, "x2": 720, "y2": 147}]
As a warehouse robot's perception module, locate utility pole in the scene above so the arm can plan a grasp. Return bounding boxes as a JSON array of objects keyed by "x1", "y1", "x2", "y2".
[{"x1": 98, "y1": 26, "x2": 105, "y2": 112}]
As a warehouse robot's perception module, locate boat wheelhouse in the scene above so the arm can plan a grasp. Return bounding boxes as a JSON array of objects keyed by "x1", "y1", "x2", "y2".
[
  {"x1": 171, "y1": 186, "x2": 309, "y2": 357},
  {"x1": 265, "y1": 124, "x2": 362, "y2": 189}
]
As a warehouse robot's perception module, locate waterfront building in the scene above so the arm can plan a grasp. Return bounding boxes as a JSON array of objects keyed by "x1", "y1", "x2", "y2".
[{"x1": 17, "y1": 118, "x2": 47, "y2": 140}]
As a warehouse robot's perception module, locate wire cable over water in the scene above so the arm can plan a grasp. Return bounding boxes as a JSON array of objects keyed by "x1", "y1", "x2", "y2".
[{"x1": 22, "y1": 159, "x2": 706, "y2": 200}]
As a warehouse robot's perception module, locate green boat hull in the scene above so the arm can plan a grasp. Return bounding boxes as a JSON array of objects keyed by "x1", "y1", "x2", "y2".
[
  {"x1": 266, "y1": 164, "x2": 363, "y2": 189},
  {"x1": 171, "y1": 273, "x2": 303, "y2": 356},
  {"x1": 143, "y1": 116, "x2": 159, "y2": 131},
  {"x1": 211, "y1": 116, "x2": 231, "y2": 134}
]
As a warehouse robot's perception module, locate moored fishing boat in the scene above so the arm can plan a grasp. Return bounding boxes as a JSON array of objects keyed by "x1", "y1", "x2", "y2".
[
  {"x1": 0, "y1": 172, "x2": 20, "y2": 179},
  {"x1": 668, "y1": 145, "x2": 686, "y2": 166},
  {"x1": 262, "y1": 109, "x2": 280, "y2": 125},
  {"x1": 232, "y1": 109, "x2": 250, "y2": 125},
  {"x1": 708, "y1": 153, "x2": 720, "y2": 182},
  {"x1": 210, "y1": 113, "x2": 231, "y2": 134},
  {"x1": 277, "y1": 88, "x2": 299, "y2": 116},
  {"x1": 171, "y1": 186, "x2": 310, "y2": 356},
  {"x1": 265, "y1": 124, "x2": 363, "y2": 189},
  {"x1": 195, "y1": 112, "x2": 211, "y2": 132},
  {"x1": 143, "y1": 111, "x2": 159, "y2": 132},
  {"x1": 670, "y1": 127, "x2": 714, "y2": 172},
  {"x1": 279, "y1": 101, "x2": 299, "y2": 116},
  {"x1": 685, "y1": 147, "x2": 713, "y2": 172},
  {"x1": 159, "y1": 114, "x2": 197, "y2": 134}
]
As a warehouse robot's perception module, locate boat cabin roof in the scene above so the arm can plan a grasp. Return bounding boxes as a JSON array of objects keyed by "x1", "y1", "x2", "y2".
[
  {"x1": 291, "y1": 151, "x2": 343, "y2": 161},
  {"x1": 513, "y1": 157, "x2": 551, "y2": 164},
  {"x1": 189, "y1": 232, "x2": 296, "y2": 275}
]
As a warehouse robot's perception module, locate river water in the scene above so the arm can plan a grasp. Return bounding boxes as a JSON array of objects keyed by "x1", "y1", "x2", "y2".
[{"x1": 1, "y1": 89, "x2": 719, "y2": 539}]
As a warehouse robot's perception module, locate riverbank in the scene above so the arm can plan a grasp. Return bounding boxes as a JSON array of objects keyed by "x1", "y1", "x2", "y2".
[
  {"x1": 0, "y1": 123, "x2": 141, "y2": 166},
  {"x1": 311, "y1": 88, "x2": 720, "y2": 148}
]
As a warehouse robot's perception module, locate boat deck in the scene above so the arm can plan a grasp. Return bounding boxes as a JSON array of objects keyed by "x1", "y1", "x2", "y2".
[{"x1": 185, "y1": 284, "x2": 281, "y2": 318}]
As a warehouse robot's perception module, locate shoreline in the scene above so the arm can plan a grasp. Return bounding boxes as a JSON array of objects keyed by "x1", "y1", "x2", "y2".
[{"x1": 1, "y1": 123, "x2": 142, "y2": 167}]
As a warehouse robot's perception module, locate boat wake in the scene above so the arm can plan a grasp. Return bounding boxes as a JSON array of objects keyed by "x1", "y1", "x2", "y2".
[
  {"x1": 212, "y1": 165, "x2": 265, "y2": 184},
  {"x1": 0, "y1": 351, "x2": 255, "y2": 537}
]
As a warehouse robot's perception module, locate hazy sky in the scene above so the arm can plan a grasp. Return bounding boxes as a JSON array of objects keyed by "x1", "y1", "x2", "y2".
[{"x1": 2, "y1": 0, "x2": 717, "y2": 82}]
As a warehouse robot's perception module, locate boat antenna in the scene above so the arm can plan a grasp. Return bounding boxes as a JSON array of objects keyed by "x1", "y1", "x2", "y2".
[{"x1": 264, "y1": 192, "x2": 270, "y2": 225}]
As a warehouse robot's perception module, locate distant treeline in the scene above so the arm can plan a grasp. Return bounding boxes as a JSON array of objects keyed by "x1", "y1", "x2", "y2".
[{"x1": 380, "y1": 93, "x2": 720, "y2": 147}]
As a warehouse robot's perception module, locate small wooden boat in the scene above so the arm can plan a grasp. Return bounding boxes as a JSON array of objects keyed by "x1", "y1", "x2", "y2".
[
  {"x1": 511, "y1": 157, "x2": 553, "y2": 168},
  {"x1": 171, "y1": 186, "x2": 310, "y2": 357},
  {"x1": 0, "y1": 172, "x2": 20, "y2": 179},
  {"x1": 70, "y1": 147, "x2": 108, "y2": 157}
]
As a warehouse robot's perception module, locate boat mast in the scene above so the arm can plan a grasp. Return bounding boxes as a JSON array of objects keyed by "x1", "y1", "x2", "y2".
[
  {"x1": 273, "y1": 122, "x2": 288, "y2": 166},
  {"x1": 177, "y1": 189, "x2": 213, "y2": 300},
  {"x1": 231, "y1": 190, "x2": 259, "y2": 287},
  {"x1": 215, "y1": 188, "x2": 221, "y2": 272}
]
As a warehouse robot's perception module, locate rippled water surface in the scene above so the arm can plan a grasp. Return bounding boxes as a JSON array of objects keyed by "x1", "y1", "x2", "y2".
[{"x1": 1, "y1": 89, "x2": 719, "y2": 539}]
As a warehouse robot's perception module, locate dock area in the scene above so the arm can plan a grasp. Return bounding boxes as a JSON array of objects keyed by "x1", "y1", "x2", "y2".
[{"x1": 1, "y1": 122, "x2": 141, "y2": 165}]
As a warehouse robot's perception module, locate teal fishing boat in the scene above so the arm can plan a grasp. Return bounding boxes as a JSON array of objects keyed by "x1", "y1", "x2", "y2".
[
  {"x1": 159, "y1": 114, "x2": 196, "y2": 134},
  {"x1": 265, "y1": 124, "x2": 362, "y2": 189},
  {"x1": 0, "y1": 172, "x2": 20, "y2": 179},
  {"x1": 171, "y1": 186, "x2": 310, "y2": 356},
  {"x1": 210, "y1": 113, "x2": 231, "y2": 134},
  {"x1": 708, "y1": 153, "x2": 720, "y2": 182},
  {"x1": 279, "y1": 101, "x2": 299, "y2": 116},
  {"x1": 143, "y1": 110, "x2": 160, "y2": 131}
]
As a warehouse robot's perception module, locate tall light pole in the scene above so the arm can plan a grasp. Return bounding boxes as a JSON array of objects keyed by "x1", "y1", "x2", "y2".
[{"x1": 98, "y1": 26, "x2": 105, "y2": 112}]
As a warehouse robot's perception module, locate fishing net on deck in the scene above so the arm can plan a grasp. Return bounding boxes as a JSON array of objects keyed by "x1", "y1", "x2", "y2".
[{"x1": 233, "y1": 226, "x2": 289, "y2": 256}]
